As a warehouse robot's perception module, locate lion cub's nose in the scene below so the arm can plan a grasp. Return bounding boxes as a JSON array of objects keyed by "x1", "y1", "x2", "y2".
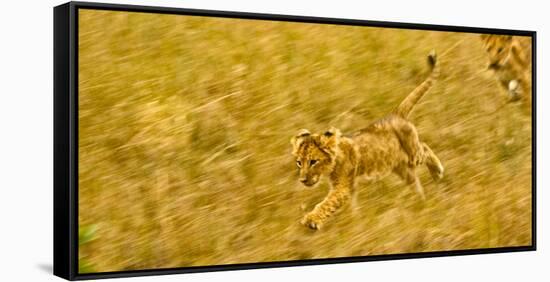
[{"x1": 300, "y1": 178, "x2": 308, "y2": 183}]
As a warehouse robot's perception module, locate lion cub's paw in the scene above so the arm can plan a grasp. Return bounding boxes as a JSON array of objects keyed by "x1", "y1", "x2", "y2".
[
  {"x1": 507, "y1": 80, "x2": 522, "y2": 102},
  {"x1": 428, "y1": 162, "x2": 445, "y2": 181},
  {"x1": 435, "y1": 163, "x2": 445, "y2": 180},
  {"x1": 301, "y1": 213, "x2": 322, "y2": 230}
]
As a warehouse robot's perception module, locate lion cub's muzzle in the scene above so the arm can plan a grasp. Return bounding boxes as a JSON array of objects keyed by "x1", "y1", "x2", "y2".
[
  {"x1": 487, "y1": 61, "x2": 502, "y2": 70},
  {"x1": 299, "y1": 175, "x2": 319, "y2": 187}
]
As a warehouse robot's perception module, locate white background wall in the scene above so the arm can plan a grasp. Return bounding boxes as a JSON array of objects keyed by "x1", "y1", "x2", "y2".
[{"x1": 0, "y1": 0, "x2": 546, "y2": 281}]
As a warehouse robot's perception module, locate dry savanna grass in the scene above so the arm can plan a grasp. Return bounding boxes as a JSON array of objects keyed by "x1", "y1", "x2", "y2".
[{"x1": 77, "y1": 9, "x2": 532, "y2": 273}]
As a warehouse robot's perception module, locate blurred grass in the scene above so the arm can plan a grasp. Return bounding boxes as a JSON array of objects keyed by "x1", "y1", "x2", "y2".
[{"x1": 77, "y1": 9, "x2": 532, "y2": 272}]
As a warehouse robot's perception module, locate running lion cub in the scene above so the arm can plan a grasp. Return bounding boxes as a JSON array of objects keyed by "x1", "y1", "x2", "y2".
[
  {"x1": 291, "y1": 51, "x2": 444, "y2": 230},
  {"x1": 479, "y1": 34, "x2": 532, "y2": 111}
]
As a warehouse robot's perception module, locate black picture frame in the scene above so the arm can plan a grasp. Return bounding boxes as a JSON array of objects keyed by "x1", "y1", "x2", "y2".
[{"x1": 54, "y1": 1, "x2": 537, "y2": 280}]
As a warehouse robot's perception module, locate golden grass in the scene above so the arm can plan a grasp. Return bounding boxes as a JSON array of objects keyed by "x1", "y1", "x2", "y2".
[{"x1": 77, "y1": 9, "x2": 532, "y2": 272}]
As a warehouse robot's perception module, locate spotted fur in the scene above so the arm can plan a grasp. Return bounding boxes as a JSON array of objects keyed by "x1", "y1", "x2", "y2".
[
  {"x1": 290, "y1": 51, "x2": 443, "y2": 230},
  {"x1": 480, "y1": 34, "x2": 532, "y2": 110}
]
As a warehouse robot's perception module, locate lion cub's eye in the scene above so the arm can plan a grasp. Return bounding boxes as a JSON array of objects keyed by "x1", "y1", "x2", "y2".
[
  {"x1": 309, "y1": 160, "x2": 318, "y2": 166},
  {"x1": 296, "y1": 160, "x2": 302, "y2": 167}
]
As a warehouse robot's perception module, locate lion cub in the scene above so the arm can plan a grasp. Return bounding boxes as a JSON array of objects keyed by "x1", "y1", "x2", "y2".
[
  {"x1": 291, "y1": 51, "x2": 444, "y2": 230},
  {"x1": 479, "y1": 34, "x2": 532, "y2": 109}
]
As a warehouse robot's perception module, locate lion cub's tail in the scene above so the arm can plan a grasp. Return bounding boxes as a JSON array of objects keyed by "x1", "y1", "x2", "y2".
[{"x1": 394, "y1": 50, "x2": 440, "y2": 119}]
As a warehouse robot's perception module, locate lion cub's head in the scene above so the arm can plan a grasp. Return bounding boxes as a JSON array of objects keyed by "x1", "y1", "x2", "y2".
[
  {"x1": 480, "y1": 34, "x2": 513, "y2": 70},
  {"x1": 290, "y1": 128, "x2": 341, "y2": 187}
]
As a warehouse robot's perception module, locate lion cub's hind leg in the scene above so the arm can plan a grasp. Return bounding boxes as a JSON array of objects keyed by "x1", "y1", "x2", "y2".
[
  {"x1": 422, "y1": 143, "x2": 444, "y2": 181},
  {"x1": 394, "y1": 164, "x2": 425, "y2": 201},
  {"x1": 392, "y1": 119, "x2": 425, "y2": 167}
]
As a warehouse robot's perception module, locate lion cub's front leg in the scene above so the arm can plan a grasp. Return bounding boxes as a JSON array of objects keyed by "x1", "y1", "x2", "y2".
[{"x1": 301, "y1": 175, "x2": 354, "y2": 230}]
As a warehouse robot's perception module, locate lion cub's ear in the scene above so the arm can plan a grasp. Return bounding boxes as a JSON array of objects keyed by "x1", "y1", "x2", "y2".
[
  {"x1": 290, "y1": 129, "x2": 311, "y2": 154},
  {"x1": 318, "y1": 127, "x2": 341, "y2": 156}
]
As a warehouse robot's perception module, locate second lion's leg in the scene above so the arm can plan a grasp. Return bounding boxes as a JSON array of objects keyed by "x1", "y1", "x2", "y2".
[{"x1": 508, "y1": 79, "x2": 522, "y2": 102}]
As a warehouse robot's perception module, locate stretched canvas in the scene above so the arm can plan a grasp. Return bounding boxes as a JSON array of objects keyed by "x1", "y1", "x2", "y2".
[{"x1": 54, "y1": 2, "x2": 536, "y2": 280}]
